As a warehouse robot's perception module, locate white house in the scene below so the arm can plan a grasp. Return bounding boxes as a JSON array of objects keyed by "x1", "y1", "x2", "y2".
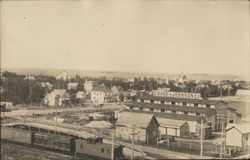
[
  {"x1": 67, "y1": 82, "x2": 78, "y2": 90},
  {"x1": 24, "y1": 75, "x2": 36, "y2": 80},
  {"x1": 225, "y1": 123, "x2": 250, "y2": 151},
  {"x1": 236, "y1": 89, "x2": 250, "y2": 97},
  {"x1": 44, "y1": 89, "x2": 69, "y2": 106},
  {"x1": 90, "y1": 85, "x2": 113, "y2": 104},
  {"x1": 56, "y1": 71, "x2": 73, "y2": 81},
  {"x1": 41, "y1": 82, "x2": 53, "y2": 90},
  {"x1": 157, "y1": 118, "x2": 189, "y2": 137},
  {"x1": 0, "y1": 101, "x2": 13, "y2": 107},
  {"x1": 84, "y1": 81, "x2": 97, "y2": 94},
  {"x1": 76, "y1": 91, "x2": 86, "y2": 99}
]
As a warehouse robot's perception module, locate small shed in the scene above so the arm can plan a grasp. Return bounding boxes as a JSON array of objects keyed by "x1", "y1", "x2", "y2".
[
  {"x1": 157, "y1": 118, "x2": 189, "y2": 137},
  {"x1": 226, "y1": 123, "x2": 250, "y2": 151}
]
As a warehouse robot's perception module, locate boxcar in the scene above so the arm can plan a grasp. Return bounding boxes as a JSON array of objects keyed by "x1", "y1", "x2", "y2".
[
  {"x1": 75, "y1": 138, "x2": 124, "y2": 160},
  {"x1": 33, "y1": 132, "x2": 74, "y2": 152},
  {"x1": 1, "y1": 126, "x2": 32, "y2": 144}
]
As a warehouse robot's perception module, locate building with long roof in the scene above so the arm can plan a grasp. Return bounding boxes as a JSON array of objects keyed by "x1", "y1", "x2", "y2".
[{"x1": 127, "y1": 95, "x2": 242, "y2": 133}]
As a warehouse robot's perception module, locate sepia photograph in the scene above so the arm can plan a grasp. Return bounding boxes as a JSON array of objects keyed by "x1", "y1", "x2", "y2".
[{"x1": 0, "y1": 0, "x2": 249, "y2": 159}]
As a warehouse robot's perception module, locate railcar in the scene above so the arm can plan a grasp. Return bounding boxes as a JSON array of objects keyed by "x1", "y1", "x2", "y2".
[
  {"x1": 75, "y1": 137, "x2": 124, "y2": 160},
  {"x1": 33, "y1": 132, "x2": 77, "y2": 153},
  {"x1": 1, "y1": 126, "x2": 33, "y2": 144},
  {"x1": 1, "y1": 126, "x2": 124, "y2": 159}
]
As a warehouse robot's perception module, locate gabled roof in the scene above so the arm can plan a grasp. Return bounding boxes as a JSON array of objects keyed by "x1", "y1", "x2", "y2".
[
  {"x1": 128, "y1": 102, "x2": 216, "y2": 116},
  {"x1": 67, "y1": 82, "x2": 78, "y2": 86},
  {"x1": 52, "y1": 89, "x2": 67, "y2": 96},
  {"x1": 92, "y1": 85, "x2": 112, "y2": 93},
  {"x1": 236, "y1": 89, "x2": 250, "y2": 96},
  {"x1": 137, "y1": 95, "x2": 228, "y2": 106},
  {"x1": 226, "y1": 123, "x2": 250, "y2": 134},
  {"x1": 131, "y1": 110, "x2": 205, "y2": 122},
  {"x1": 116, "y1": 111, "x2": 158, "y2": 128},
  {"x1": 157, "y1": 118, "x2": 187, "y2": 128}
]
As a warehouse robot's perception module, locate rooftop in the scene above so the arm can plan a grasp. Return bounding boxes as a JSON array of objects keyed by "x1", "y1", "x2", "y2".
[
  {"x1": 128, "y1": 102, "x2": 216, "y2": 115},
  {"x1": 137, "y1": 95, "x2": 228, "y2": 105},
  {"x1": 116, "y1": 111, "x2": 157, "y2": 128},
  {"x1": 226, "y1": 123, "x2": 250, "y2": 134},
  {"x1": 157, "y1": 118, "x2": 187, "y2": 128},
  {"x1": 92, "y1": 85, "x2": 112, "y2": 93},
  {"x1": 131, "y1": 110, "x2": 205, "y2": 122}
]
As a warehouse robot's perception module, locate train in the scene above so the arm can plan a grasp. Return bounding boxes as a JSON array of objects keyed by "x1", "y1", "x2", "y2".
[{"x1": 1, "y1": 126, "x2": 124, "y2": 160}]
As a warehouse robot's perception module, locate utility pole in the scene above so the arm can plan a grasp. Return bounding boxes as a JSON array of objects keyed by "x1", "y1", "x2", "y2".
[
  {"x1": 131, "y1": 125, "x2": 136, "y2": 160},
  {"x1": 200, "y1": 118, "x2": 203, "y2": 159},
  {"x1": 111, "y1": 126, "x2": 115, "y2": 160},
  {"x1": 220, "y1": 118, "x2": 224, "y2": 158}
]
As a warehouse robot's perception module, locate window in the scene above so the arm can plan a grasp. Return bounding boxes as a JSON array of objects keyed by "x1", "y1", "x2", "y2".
[
  {"x1": 80, "y1": 144, "x2": 83, "y2": 149},
  {"x1": 107, "y1": 149, "x2": 110, "y2": 154},
  {"x1": 150, "y1": 108, "x2": 154, "y2": 112},
  {"x1": 172, "y1": 110, "x2": 176, "y2": 114},
  {"x1": 101, "y1": 148, "x2": 105, "y2": 152},
  {"x1": 196, "y1": 113, "x2": 200, "y2": 116},
  {"x1": 140, "y1": 107, "x2": 143, "y2": 110},
  {"x1": 150, "y1": 100, "x2": 154, "y2": 103},
  {"x1": 130, "y1": 106, "x2": 133, "y2": 110},
  {"x1": 161, "y1": 109, "x2": 165, "y2": 112},
  {"x1": 171, "y1": 101, "x2": 175, "y2": 105},
  {"x1": 161, "y1": 101, "x2": 164, "y2": 104},
  {"x1": 184, "y1": 111, "x2": 188, "y2": 115},
  {"x1": 206, "y1": 104, "x2": 210, "y2": 108},
  {"x1": 229, "y1": 120, "x2": 234, "y2": 123},
  {"x1": 183, "y1": 102, "x2": 187, "y2": 106},
  {"x1": 194, "y1": 103, "x2": 198, "y2": 107}
]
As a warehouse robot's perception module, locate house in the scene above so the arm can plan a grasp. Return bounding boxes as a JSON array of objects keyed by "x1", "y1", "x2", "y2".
[
  {"x1": 90, "y1": 85, "x2": 113, "y2": 104},
  {"x1": 236, "y1": 89, "x2": 250, "y2": 97},
  {"x1": 225, "y1": 123, "x2": 250, "y2": 151},
  {"x1": 111, "y1": 86, "x2": 123, "y2": 102},
  {"x1": 24, "y1": 75, "x2": 36, "y2": 80},
  {"x1": 115, "y1": 112, "x2": 159, "y2": 144},
  {"x1": 76, "y1": 91, "x2": 86, "y2": 99},
  {"x1": 56, "y1": 71, "x2": 73, "y2": 81},
  {"x1": 41, "y1": 82, "x2": 53, "y2": 90},
  {"x1": 67, "y1": 82, "x2": 78, "y2": 90},
  {"x1": 84, "y1": 81, "x2": 98, "y2": 94},
  {"x1": 121, "y1": 91, "x2": 131, "y2": 102},
  {"x1": 44, "y1": 89, "x2": 69, "y2": 106},
  {"x1": 0, "y1": 101, "x2": 13, "y2": 107},
  {"x1": 157, "y1": 118, "x2": 189, "y2": 138}
]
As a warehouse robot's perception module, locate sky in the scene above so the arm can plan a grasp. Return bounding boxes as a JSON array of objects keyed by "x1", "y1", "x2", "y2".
[{"x1": 1, "y1": 0, "x2": 249, "y2": 76}]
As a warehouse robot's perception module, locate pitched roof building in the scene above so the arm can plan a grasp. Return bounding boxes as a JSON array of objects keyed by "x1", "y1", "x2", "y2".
[
  {"x1": 128, "y1": 95, "x2": 242, "y2": 133},
  {"x1": 90, "y1": 85, "x2": 113, "y2": 104},
  {"x1": 115, "y1": 112, "x2": 159, "y2": 144}
]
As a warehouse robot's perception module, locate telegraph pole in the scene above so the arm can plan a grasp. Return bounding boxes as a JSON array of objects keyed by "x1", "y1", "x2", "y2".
[
  {"x1": 200, "y1": 118, "x2": 203, "y2": 159},
  {"x1": 220, "y1": 118, "x2": 224, "y2": 158},
  {"x1": 131, "y1": 125, "x2": 136, "y2": 160},
  {"x1": 111, "y1": 126, "x2": 115, "y2": 160}
]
